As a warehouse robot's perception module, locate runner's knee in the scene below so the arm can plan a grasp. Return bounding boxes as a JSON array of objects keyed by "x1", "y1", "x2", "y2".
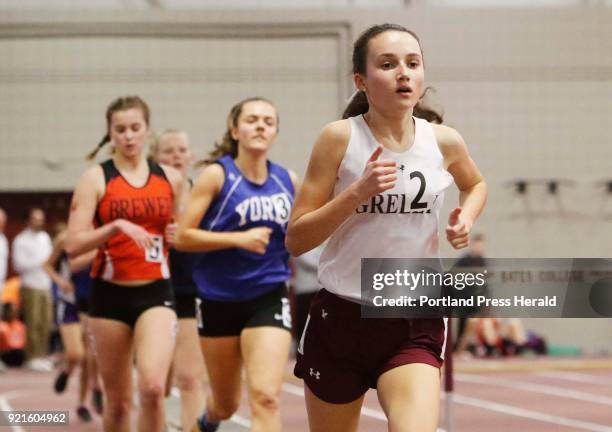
[{"x1": 249, "y1": 385, "x2": 280, "y2": 412}]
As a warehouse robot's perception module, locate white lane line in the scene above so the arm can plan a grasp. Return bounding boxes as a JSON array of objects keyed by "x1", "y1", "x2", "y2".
[
  {"x1": 285, "y1": 381, "x2": 611, "y2": 431},
  {"x1": 534, "y1": 371, "x2": 612, "y2": 386},
  {"x1": 281, "y1": 383, "x2": 447, "y2": 432},
  {"x1": 360, "y1": 406, "x2": 386, "y2": 421},
  {"x1": 0, "y1": 396, "x2": 25, "y2": 432},
  {"x1": 280, "y1": 383, "x2": 303, "y2": 397},
  {"x1": 448, "y1": 393, "x2": 612, "y2": 432},
  {"x1": 456, "y1": 373, "x2": 612, "y2": 406},
  {"x1": 170, "y1": 387, "x2": 251, "y2": 429},
  {"x1": 0, "y1": 390, "x2": 33, "y2": 401},
  {"x1": 227, "y1": 414, "x2": 251, "y2": 428}
]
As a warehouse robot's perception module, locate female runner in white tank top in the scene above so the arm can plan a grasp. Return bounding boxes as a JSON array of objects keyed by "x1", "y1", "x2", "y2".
[{"x1": 286, "y1": 24, "x2": 487, "y2": 432}]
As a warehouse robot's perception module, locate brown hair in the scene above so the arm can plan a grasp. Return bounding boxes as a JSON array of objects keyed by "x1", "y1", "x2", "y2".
[
  {"x1": 342, "y1": 23, "x2": 443, "y2": 124},
  {"x1": 201, "y1": 97, "x2": 278, "y2": 165},
  {"x1": 86, "y1": 96, "x2": 151, "y2": 161}
]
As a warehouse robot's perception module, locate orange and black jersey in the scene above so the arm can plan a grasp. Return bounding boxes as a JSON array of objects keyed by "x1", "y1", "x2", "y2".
[{"x1": 91, "y1": 159, "x2": 173, "y2": 281}]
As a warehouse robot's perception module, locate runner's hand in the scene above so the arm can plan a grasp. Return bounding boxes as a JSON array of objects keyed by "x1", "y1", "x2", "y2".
[
  {"x1": 114, "y1": 219, "x2": 155, "y2": 250},
  {"x1": 237, "y1": 227, "x2": 273, "y2": 254},
  {"x1": 58, "y1": 278, "x2": 75, "y2": 294},
  {"x1": 354, "y1": 145, "x2": 397, "y2": 201},
  {"x1": 446, "y1": 207, "x2": 471, "y2": 249}
]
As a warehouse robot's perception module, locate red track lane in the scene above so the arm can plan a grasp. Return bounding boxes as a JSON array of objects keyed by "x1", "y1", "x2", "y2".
[
  {"x1": 0, "y1": 368, "x2": 103, "y2": 431},
  {"x1": 2, "y1": 361, "x2": 612, "y2": 431},
  {"x1": 452, "y1": 375, "x2": 612, "y2": 431}
]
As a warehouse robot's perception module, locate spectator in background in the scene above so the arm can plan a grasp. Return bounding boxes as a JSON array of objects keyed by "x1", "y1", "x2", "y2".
[
  {"x1": 0, "y1": 208, "x2": 8, "y2": 301},
  {"x1": 292, "y1": 244, "x2": 323, "y2": 343},
  {"x1": 454, "y1": 233, "x2": 487, "y2": 355},
  {"x1": 12, "y1": 208, "x2": 53, "y2": 372},
  {"x1": 459, "y1": 318, "x2": 533, "y2": 358},
  {"x1": 1, "y1": 277, "x2": 21, "y2": 311},
  {"x1": 0, "y1": 226, "x2": 9, "y2": 373},
  {"x1": 0, "y1": 274, "x2": 21, "y2": 372},
  {"x1": 0, "y1": 302, "x2": 26, "y2": 369}
]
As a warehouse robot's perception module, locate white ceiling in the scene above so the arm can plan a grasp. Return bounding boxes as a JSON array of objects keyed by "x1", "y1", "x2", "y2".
[{"x1": 0, "y1": 0, "x2": 609, "y2": 9}]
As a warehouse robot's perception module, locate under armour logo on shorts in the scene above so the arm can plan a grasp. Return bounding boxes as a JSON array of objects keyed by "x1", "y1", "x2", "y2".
[
  {"x1": 309, "y1": 368, "x2": 321, "y2": 380},
  {"x1": 321, "y1": 309, "x2": 328, "y2": 320}
]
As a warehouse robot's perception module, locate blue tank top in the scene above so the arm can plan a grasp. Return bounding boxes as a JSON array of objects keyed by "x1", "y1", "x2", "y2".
[
  {"x1": 57, "y1": 252, "x2": 91, "y2": 301},
  {"x1": 193, "y1": 155, "x2": 294, "y2": 301},
  {"x1": 71, "y1": 266, "x2": 92, "y2": 301}
]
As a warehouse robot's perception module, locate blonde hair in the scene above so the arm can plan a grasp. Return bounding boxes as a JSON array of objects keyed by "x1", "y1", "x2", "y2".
[{"x1": 148, "y1": 129, "x2": 190, "y2": 161}]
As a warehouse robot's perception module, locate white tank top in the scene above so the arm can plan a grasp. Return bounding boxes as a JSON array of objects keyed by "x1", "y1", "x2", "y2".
[{"x1": 318, "y1": 115, "x2": 454, "y2": 302}]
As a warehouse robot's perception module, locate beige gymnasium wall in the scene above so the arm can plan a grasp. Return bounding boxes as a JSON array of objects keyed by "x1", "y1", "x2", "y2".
[{"x1": 1, "y1": 6, "x2": 611, "y2": 352}]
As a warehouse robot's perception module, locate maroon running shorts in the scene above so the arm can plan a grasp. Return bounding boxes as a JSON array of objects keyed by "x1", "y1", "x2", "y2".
[{"x1": 294, "y1": 288, "x2": 445, "y2": 404}]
